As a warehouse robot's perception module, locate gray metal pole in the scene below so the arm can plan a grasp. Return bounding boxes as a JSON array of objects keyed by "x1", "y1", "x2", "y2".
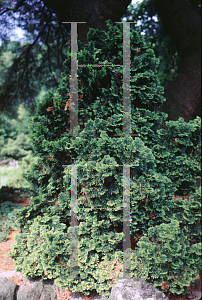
[{"x1": 62, "y1": 21, "x2": 136, "y2": 281}]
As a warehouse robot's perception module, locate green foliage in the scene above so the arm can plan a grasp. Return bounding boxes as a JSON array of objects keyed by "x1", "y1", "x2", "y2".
[
  {"x1": 0, "y1": 201, "x2": 23, "y2": 242},
  {"x1": 0, "y1": 113, "x2": 18, "y2": 147},
  {"x1": 129, "y1": 185, "x2": 201, "y2": 295},
  {"x1": 14, "y1": 103, "x2": 34, "y2": 136},
  {"x1": 0, "y1": 132, "x2": 34, "y2": 160},
  {"x1": 1, "y1": 143, "x2": 29, "y2": 160},
  {"x1": 6, "y1": 214, "x2": 70, "y2": 276},
  {"x1": 152, "y1": 116, "x2": 201, "y2": 197},
  {"x1": 0, "y1": 231, "x2": 8, "y2": 242},
  {"x1": 0, "y1": 153, "x2": 39, "y2": 189},
  {"x1": 0, "y1": 40, "x2": 23, "y2": 119},
  {"x1": 130, "y1": 217, "x2": 201, "y2": 295},
  {"x1": 13, "y1": 132, "x2": 34, "y2": 151},
  {"x1": 7, "y1": 19, "x2": 201, "y2": 298},
  {"x1": 0, "y1": 16, "x2": 69, "y2": 116},
  {"x1": 0, "y1": 128, "x2": 39, "y2": 188},
  {"x1": 0, "y1": 47, "x2": 18, "y2": 83},
  {"x1": 170, "y1": 187, "x2": 201, "y2": 244}
]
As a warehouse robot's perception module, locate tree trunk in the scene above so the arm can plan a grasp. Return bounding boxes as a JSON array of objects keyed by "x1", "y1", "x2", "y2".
[
  {"x1": 151, "y1": 0, "x2": 201, "y2": 122},
  {"x1": 43, "y1": 0, "x2": 131, "y2": 44}
]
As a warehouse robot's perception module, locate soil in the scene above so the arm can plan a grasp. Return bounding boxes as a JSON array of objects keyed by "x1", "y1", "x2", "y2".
[{"x1": 0, "y1": 186, "x2": 201, "y2": 300}]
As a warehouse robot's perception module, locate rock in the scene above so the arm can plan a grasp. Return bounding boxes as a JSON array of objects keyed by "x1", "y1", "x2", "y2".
[
  {"x1": 108, "y1": 277, "x2": 169, "y2": 300},
  {"x1": 188, "y1": 291, "x2": 202, "y2": 300},
  {"x1": 17, "y1": 277, "x2": 58, "y2": 300},
  {"x1": 0, "y1": 277, "x2": 16, "y2": 300},
  {"x1": 2, "y1": 275, "x2": 200, "y2": 300},
  {"x1": 0, "y1": 275, "x2": 107, "y2": 300}
]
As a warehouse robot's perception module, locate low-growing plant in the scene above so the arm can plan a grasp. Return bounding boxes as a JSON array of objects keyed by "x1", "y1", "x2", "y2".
[
  {"x1": 0, "y1": 144, "x2": 28, "y2": 161},
  {"x1": 170, "y1": 186, "x2": 201, "y2": 244},
  {"x1": 0, "y1": 231, "x2": 9, "y2": 242},
  {"x1": 0, "y1": 201, "x2": 23, "y2": 241},
  {"x1": 130, "y1": 213, "x2": 201, "y2": 295}
]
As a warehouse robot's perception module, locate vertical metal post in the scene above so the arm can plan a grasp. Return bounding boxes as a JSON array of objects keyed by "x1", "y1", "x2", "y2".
[
  {"x1": 123, "y1": 165, "x2": 131, "y2": 278},
  {"x1": 69, "y1": 164, "x2": 78, "y2": 279},
  {"x1": 62, "y1": 21, "x2": 136, "y2": 280},
  {"x1": 62, "y1": 22, "x2": 86, "y2": 136},
  {"x1": 122, "y1": 21, "x2": 132, "y2": 278},
  {"x1": 122, "y1": 22, "x2": 131, "y2": 137},
  {"x1": 70, "y1": 23, "x2": 78, "y2": 136}
]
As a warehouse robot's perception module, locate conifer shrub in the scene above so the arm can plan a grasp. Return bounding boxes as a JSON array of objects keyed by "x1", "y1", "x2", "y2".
[
  {"x1": 130, "y1": 216, "x2": 201, "y2": 295},
  {"x1": 170, "y1": 186, "x2": 201, "y2": 244},
  {"x1": 7, "y1": 20, "x2": 201, "y2": 298},
  {"x1": 152, "y1": 117, "x2": 201, "y2": 197}
]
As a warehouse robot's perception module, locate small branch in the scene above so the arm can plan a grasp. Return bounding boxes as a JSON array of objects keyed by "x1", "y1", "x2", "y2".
[
  {"x1": 13, "y1": 0, "x2": 26, "y2": 12},
  {"x1": 59, "y1": 27, "x2": 67, "y2": 63},
  {"x1": 8, "y1": 14, "x2": 52, "y2": 103},
  {"x1": 56, "y1": 27, "x2": 61, "y2": 66},
  {"x1": 8, "y1": 68, "x2": 25, "y2": 103},
  {"x1": 0, "y1": 8, "x2": 13, "y2": 15},
  {"x1": 0, "y1": 0, "x2": 25, "y2": 15},
  {"x1": 46, "y1": 24, "x2": 58, "y2": 87}
]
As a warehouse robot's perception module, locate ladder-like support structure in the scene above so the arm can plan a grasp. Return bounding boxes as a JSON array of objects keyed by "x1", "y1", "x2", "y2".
[{"x1": 62, "y1": 21, "x2": 138, "y2": 280}]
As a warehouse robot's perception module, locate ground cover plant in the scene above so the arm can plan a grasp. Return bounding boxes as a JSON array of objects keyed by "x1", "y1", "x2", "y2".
[
  {"x1": 0, "y1": 201, "x2": 23, "y2": 242},
  {"x1": 6, "y1": 20, "x2": 201, "y2": 298}
]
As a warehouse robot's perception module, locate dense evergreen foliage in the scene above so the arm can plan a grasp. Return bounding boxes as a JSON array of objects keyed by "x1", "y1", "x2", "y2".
[{"x1": 7, "y1": 20, "x2": 201, "y2": 298}]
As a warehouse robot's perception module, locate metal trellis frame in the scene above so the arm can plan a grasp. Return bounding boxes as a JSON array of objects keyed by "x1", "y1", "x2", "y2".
[{"x1": 61, "y1": 21, "x2": 138, "y2": 280}]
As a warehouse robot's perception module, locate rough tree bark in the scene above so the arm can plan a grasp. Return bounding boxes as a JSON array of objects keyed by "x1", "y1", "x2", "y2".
[
  {"x1": 43, "y1": 0, "x2": 131, "y2": 44},
  {"x1": 151, "y1": 0, "x2": 201, "y2": 122}
]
